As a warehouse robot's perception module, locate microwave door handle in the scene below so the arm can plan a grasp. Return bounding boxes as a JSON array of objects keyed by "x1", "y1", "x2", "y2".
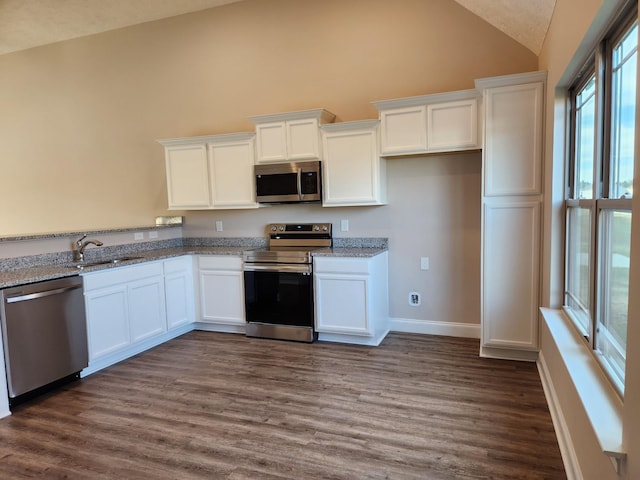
[{"x1": 296, "y1": 167, "x2": 303, "y2": 200}]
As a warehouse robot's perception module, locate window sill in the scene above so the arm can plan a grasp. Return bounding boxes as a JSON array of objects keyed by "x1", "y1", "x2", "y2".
[{"x1": 539, "y1": 308, "x2": 626, "y2": 473}]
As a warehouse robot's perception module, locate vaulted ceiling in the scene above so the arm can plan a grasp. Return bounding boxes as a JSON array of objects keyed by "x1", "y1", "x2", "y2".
[{"x1": 0, "y1": 0, "x2": 555, "y2": 56}]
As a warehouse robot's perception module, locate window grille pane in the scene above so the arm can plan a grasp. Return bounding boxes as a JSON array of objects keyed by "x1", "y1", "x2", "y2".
[
  {"x1": 565, "y1": 206, "x2": 592, "y2": 334},
  {"x1": 597, "y1": 210, "x2": 631, "y2": 383},
  {"x1": 610, "y1": 23, "x2": 637, "y2": 199},
  {"x1": 575, "y1": 76, "x2": 597, "y2": 199}
]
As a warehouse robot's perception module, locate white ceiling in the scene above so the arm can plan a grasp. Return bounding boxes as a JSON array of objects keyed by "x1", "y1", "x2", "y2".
[
  {"x1": 0, "y1": 0, "x2": 555, "y2": 56},
  {"x1": 453, "y1": 0, "x2": 557, "y2": 54}
]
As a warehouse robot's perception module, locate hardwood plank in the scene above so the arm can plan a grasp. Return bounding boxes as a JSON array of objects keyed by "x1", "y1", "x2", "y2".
[{"x1": 0, "y1": 332, "x2": 565, "y2": 479}]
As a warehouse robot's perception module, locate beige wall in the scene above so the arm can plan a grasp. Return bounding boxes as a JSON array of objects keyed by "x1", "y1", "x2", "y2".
[
  {"x1": 0, "y1": 0, "x2": 535, "y2": 236},
  {"x1": 539, "y1": 0, "x2": 640, "y2": 478},
  {"x1": 0, "y1": 0, "x2": 536, "y2": 327},
  {"x1": 185, "y1": 152, "x2": 482, "y2": 324}
]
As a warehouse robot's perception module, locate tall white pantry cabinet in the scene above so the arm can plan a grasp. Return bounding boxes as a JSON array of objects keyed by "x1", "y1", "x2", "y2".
[{"x1": 475, "y1": 71, "x2": 546, "y2": 361}]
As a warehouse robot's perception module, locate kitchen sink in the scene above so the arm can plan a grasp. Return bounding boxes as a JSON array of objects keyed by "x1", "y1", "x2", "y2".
[{"x1": 66, "y1": 256, "x2": 144, "y2": 270}]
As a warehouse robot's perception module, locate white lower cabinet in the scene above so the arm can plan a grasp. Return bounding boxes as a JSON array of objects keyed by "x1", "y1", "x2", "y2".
[
  {"x1": 481, "y1": 199, "x2": 541, "y2": 359},
  {"x1": 314, "y1": 252, "x2": 389, "y2": 346},
  {"x1": 82, "y1": 258, "x2": 194, "y2": 375},
  {"x1": 84, "y1": 284, "x2": 130, "y2": 360},
  {"x1": 164, "y1": 256, "x2": 195, "y2": 330},
  {"x1": 196, "y1": 256, "x2": 245, "y2": 331}
]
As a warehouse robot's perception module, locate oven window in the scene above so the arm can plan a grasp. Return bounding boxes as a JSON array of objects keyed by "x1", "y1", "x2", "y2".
[
  {"x1": 244, "y1": 271, "x2": 313, "y2": 327},
  {"x1": 256, "y1": 173, "x2": 298, "y2": 197}
]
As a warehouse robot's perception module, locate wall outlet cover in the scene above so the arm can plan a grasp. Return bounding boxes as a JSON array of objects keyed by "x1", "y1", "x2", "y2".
[
  {"x1": 134, "y1": 232, "x2": 144, "y2": 241},
  {"x1": 409, "y1": 292, "x2": 421, "y2": 306}
]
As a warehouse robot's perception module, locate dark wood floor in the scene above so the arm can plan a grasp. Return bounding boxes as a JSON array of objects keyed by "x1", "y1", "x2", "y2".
[{"x1": 0, "y1": 332, "x2": 565, "y2": 479}]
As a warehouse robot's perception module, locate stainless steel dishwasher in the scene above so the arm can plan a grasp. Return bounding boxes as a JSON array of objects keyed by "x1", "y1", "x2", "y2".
[{"x1": 0, "y1": 276, "x2": 88, "y2": 405}]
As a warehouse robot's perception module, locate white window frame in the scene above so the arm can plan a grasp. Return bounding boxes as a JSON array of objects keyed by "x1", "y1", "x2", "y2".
[{"x1": 564, "y1": 6, "x2": 637, "y2": 396}]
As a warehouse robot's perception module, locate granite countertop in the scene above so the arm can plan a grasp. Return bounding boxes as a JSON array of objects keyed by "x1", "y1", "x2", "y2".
[
  {"x1": 311, "y1": 247, "x2": 387, "y2": 258},
  {"x1": 0, "y1": 240, "x2": 388, "y2": 289}
]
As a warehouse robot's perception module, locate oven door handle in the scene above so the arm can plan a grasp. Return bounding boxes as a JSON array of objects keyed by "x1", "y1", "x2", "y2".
[{"x1": 244, "y1": 264, "x2": 312, "y2": 274}]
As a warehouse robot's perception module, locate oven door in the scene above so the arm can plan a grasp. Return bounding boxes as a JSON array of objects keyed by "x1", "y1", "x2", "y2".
[{"x1": 243, "y1": 263, "x2": 316, "y2": 342}]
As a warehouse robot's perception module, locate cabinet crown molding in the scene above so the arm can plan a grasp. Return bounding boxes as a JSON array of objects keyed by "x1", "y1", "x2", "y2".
[
  {"x1": 249, "y1": 108, "x2": 336, "y2": 125},
  {"x1": 158, "y1": 132, "x2": 255, "y2": 147},
  {"x1": 320, "y1": 119, "x2": 379, "y2": 132},
  {"x1": 475, "y1": 70, "x2": 547, "y2": 90},
  {"x1": 372, "y1": 88, "x2": 479, "y2": 111}
]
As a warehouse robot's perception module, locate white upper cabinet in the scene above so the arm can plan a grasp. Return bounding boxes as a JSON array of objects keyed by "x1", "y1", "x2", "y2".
[
  {"x1": 158, "y1": 133, "x2": 258, "y2": 210},
  {"x1": 162, "y1": 143, "x2": 211, "y2": 209},
  {"x1": 207, "y1": 134, "x2": 258, "y2": 209},
  {"x1": 373, "y1": 89, "x2": 480, "y2": 156},
  {"x1": 475, "y1": 75, "x2": 544, "y2": 196},
  {"x1": 427, "y1": 99, "x2": 478, "y2": 151},
  {"x1": 250, "y1": 109, "x2": 335, "y2": 163},
  {"x1": 321, "y1": 120, "x2": 386, "y2": 207},
  {"x1": 376, "y1": 104, "x2": 428, "y2": 155}
]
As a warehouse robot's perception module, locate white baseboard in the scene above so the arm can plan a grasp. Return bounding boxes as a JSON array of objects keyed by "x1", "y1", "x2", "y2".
[
  {"x1": 537, "y1": 351, "x2": 582, "y2": 480},
  {"x1": 389, "y1": 317, "x2": 480, "y2": 338}
]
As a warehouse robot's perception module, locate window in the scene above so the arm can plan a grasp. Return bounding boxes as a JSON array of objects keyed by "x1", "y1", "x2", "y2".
[{"x1": 565, "y1": 8, "x2": 637, "y2": 394}]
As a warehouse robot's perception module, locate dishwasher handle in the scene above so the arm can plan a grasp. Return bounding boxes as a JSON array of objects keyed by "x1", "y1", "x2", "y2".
[{"x1": 5, "y1": 284, "x2": 83, "y2": 304}]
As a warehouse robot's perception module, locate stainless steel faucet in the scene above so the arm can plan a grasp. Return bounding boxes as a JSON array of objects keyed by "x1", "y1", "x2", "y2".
[{"x1": 74, "y1": 234, "x2": 104, "y2": 262}]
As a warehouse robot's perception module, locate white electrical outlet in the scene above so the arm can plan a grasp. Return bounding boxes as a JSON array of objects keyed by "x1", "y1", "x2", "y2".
[
  {"x1": 148, "y1": 231, "x2": 158, "y2": 239},
  {"x1": 341, "y1": 219, "x2": 349, "y2": 231},
  {"x1": 215, "y1": 221, "x2": 223, "y2": 232},
  {"x1": 408, "y1": 292, "x2": 421, "y2": 306},
  {"x1": 421, "y1": 257, "x2": 430, "y2": 270},
  {"x1": 134, "y1": 232, "x2": 144, "y2": 241}
]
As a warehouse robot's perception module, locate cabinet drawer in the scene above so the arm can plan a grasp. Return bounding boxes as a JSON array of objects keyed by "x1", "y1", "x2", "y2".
[
  {"x1": 83, "y1": 261, "x2": 163, "y2": 291},
  {"x1": 313, "y1": 257, "x2": 372, "y2": 274},
  {"x1": 198, "y1": 255, "x2": 242, "y2": 271},
  {"x1": 163, "y1": 256, "x2": 192, "y2": 274}
]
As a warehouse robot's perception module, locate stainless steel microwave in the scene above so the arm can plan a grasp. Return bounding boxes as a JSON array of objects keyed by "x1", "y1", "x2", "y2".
[{"x1": 255, "y1": 161, "x2": 322, "y2": 204}]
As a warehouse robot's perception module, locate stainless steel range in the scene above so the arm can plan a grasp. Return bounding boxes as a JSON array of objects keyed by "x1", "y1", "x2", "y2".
[{"x1": 243, "y1": 223, "x2": 332, "y2": 342}]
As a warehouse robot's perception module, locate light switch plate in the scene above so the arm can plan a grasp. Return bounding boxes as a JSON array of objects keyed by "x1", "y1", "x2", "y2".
[
  {"x1": 215, "y1": 221, "x2": 223, "y2": 232},
  {"x1": 134, "y1": 232, "x2": 144, "y2": 241},
  {"x1": 421, "y1": 257, "x2": 430, "y2": 270},
  {"x1": 341, "y1": 219, "x2": 349, "y2": 232},
  {"x1": 148, "y1": 231, "x2": 158, "y2": 239}
]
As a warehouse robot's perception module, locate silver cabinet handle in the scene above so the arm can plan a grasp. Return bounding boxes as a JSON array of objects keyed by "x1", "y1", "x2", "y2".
[{"x1": 6, "y1": 285, "x2": 82, "y2": 304}]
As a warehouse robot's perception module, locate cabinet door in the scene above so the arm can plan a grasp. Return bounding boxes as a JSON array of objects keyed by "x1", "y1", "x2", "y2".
[
  {"x1": 322, "y1": 123, "x2": 385, "y2": 206},
  {"x1": 482, "y1": 199, "x2": 540, "y2": 350},
  {"x1": 287, "y1": 118, "x2": 320, "y2": 160},
  {"x1": 255, "y1": 122, "x2": 287, "y2": 163},
  {"x1": 85, "y1": 285, "x2": 130, "y2": 361},
  {"x1": 199, "y1": 270, "x2": 245, "y2": 324},
  {"x1": 379, "y1": 105, "x2": 427, "y2": 155},
  {"x1": 208, "y1": 138, "x2": 258, "y2": 209},
  {"x1": 164, "y1": 144, "x2": 211, "y2": 209},
  {"x1": 315, "y1": 273, "x2": 371, "y2": 335},
  {"x1": 128, "y1": 275, "x2": 167, "y2": 344},
  {"x1": 164, "y1": 258, "x2": 195, "y2": 330},
  {"x1": 427, "y1": 99, "x2": 478, "y2": 152},
  {"x1": 483, "y1": 82, "x2": 543, "y2": 196}
]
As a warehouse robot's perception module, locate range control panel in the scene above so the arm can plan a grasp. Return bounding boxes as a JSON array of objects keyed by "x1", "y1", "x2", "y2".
[{"x1": 266, "y1": 223, "x2": 332, "y2": 235}]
